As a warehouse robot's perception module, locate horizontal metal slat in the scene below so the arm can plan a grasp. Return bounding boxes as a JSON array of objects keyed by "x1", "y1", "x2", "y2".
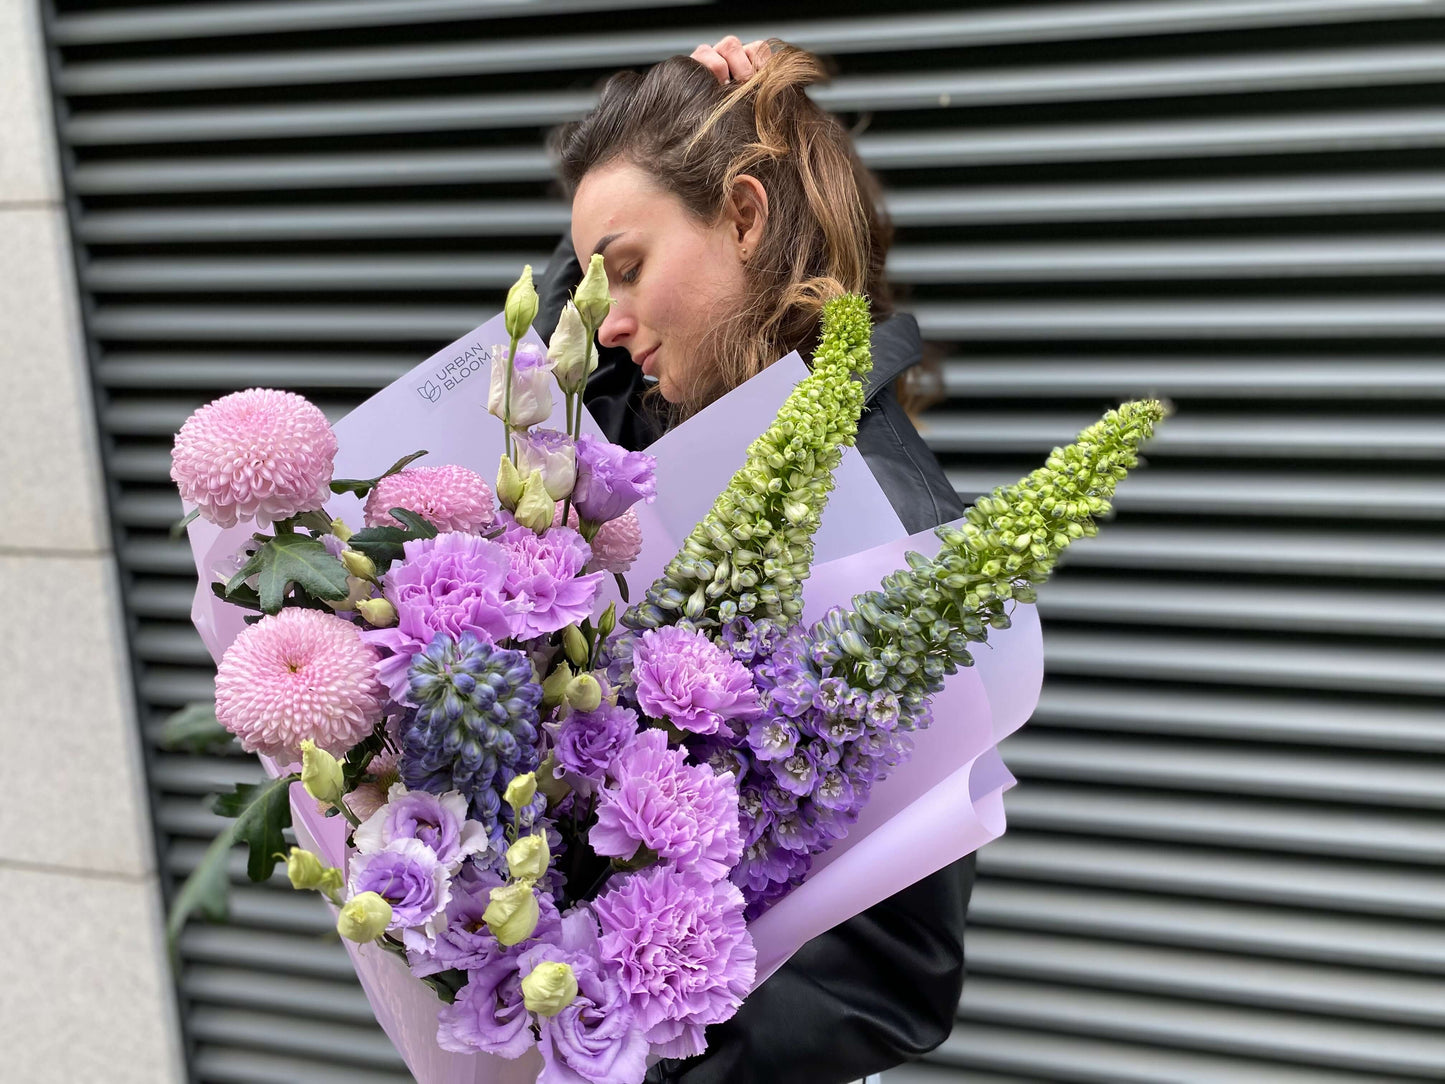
[
  {"x1": 1004, "y1": 783, "x2": 1445, "y2": 862},
  {"x1": 84, "y1": 253, "x2": 556, "y2": 293},
  {"x1": 949, "y1": 469, "x2": 1445, "y2": 519},
  {"x1": 969, "y1": 881, "x2": 1445, "y2": 975},
  {"x1": 1033, "y1": 680, "x2": 1445, "y2": 750},
  {"x1": 968, "y1": 928, "x2": 1445, "y2": 1027},
  {"x1": 979, "y1": 834, "x2": 1445, "y2": 918},
  {"x1": 115, "y1": 492, "x2": 184, "y2": 528},
  {"x1": 181, "y1": 926, "x2": 356, "y2": 980},
  {"x1": 1002, "y1": 732, "x2": 1445, "y2": 808},
  {"x1": 135, "y1": 626, "x2": 212, "y2": 665},
  {"x1": 939, "y1": 356, "x2": 1445, "y2": 398},
  {"x1": 925, "y1": 411, "x2": 1445, "y2": 457},
  {"x1": 937, "y1": 1019, "x2": 1417, "y2": 1084},
  {"x1": 99, "y1": 353, "x2": 416, "y2": 390},
  {"x1": 50, "y1": 0, "x2": 696, "y2": 45},
  {"x1": 188, "y1": 1007, "x2": 404, "y2": 1068},
  {"x1": 1041, "y1": 628, "x2": 1445, "y2": 696},
  {"x1": 150, "y1": 755, "x2": 262, "y2": 794},
  {"x1": 184, "y1": 966, "x2": 375, "y2": 1024},
  {"x1": 143, "y1": 665, "x2": 226, "y2": 706},
  {"x1": 55, "y1": 2, "x2": 1444, "y2": 93},
  {"x1": 194, "y1": 1046, "x2": 411, "y2": 1084},
  {"x1": 958, "y1": 976, "x2": 1445, "y2": 1077},
  {"x1": 1037, "y1": 578, "x2": 1445, "y2": 637}
]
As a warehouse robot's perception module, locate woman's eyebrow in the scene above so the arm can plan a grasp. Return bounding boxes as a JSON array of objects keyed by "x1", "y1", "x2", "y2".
[{"x1": 592, "y1": 232, "x2": 625, "y2": 256}]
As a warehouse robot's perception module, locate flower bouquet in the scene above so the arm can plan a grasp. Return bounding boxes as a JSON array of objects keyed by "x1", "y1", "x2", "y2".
[{"x1": 171, "y1": 258, "x2": 1165, "y2": 1084}]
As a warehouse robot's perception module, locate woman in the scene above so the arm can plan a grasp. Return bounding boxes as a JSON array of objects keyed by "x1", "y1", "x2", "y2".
[{"x1": 534, "y1": 37, "x2": 973, "y2": 1084}]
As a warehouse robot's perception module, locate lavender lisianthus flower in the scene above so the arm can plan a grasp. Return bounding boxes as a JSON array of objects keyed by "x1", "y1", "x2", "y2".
[
  {"x1": 405, "y1": 864, "x2": 561, "y2": 977},
  {"x1": 362, "y1": 532, "x2": 516, "y2": 702},
  {"x1": 552, "y1": 702, "x2": 639, "y2": 782},
  {"x1": 486, "y1": 341, "x2": 555, "y2": 430},
  {"x1": 496, "y1": 523, "x2": 605, "y2": 641},
  {"x1": 571, "y1": 434, "x2": 656, "y2": 525},
  {"x1": 514, "y1": 428, "x2": 577, "y2": 502},
  {"x1": 347, "y1": 837, "x2": 451, "y2": 939},
  {"x1": 352, "y1": 784, "x2": 491, "y2": 870},
  {"x1": 594, "y1": 866, "x2": 756, "y2": 1059},
  {"x1": 518, "y1": 910, "x2": 649, "y2": 1084},
  {"x1": 589, "y1": 729, "x2": 741, "y2": 882},
  {"x1": 437, "y1": 956, "x2": 532, "y2": 1058},
  {"x1": 633, "y1": 625, "x2": 761, "y2": 736}
]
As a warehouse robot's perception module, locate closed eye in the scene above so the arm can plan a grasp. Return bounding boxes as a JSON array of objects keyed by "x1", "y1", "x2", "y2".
[{"x1": 619, "y1": 264, "x2": 640, "y2": 285}]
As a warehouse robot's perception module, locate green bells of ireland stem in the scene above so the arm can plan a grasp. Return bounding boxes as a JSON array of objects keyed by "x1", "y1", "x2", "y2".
[
  {"x1": 625, "y1": 292, "x2": 874, "y2": 634},
  {"x1": 816, "y1": 399, "x2": 1168, "y2": 701}
]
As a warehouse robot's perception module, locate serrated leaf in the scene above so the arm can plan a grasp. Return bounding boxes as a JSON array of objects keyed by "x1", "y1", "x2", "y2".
[
  {"x1": 212, "y1": 774, "x2": 298, "y2": 883},
  {"x1": 212, "y1": 579, "x2": 262, "y2": 612},
  {"x1": 158, "y1": 702, "x2": 233, "y2": 753},
  {"x1": 329, "y1": 449, "x2": 429, "y2": 497},
  {"x1": 388, "y1": 508, "x2": 438, "y2": 538},
  {"x1": 292, "y1": 509, "x2": 335, "y2": 535},
  {"x1": 239, "y1": 533, "x2": 352, "y2": 614}
]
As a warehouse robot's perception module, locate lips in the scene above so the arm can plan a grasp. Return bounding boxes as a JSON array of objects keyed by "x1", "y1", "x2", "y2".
[{"x1": 633, "y1": 346, "x2": 659, "y2": 377}]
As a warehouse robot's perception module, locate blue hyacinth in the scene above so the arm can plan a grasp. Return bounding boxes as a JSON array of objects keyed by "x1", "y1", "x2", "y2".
[{"x1": 399, "y1": 632, "x2": 542, "y2": 846}]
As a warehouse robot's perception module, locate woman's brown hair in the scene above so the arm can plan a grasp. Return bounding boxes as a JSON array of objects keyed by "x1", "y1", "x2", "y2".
[{"x1": 552, "y1": 43, "x2": 894, "y2": 416}]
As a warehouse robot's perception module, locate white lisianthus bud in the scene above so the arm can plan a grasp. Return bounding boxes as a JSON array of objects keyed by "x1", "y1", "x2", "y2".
[
  {"x1": 486, "y1": 343, "x2": 555, "y2": 430},
  {"x1": 299, "y1": 739, "x2": 344, "y2": 806},
  {"x1": 513, "y1": 429, "x2": 576, "y2": 502},
  {"x1": 337, "y1": 891, "x2": 392, "y2": 941},
  {"x1": 504, "y1": 264, "x2": 539, "y2": 341},
  {"x1": 513, "y1": 470, "x2": 556, "y2": 532},
  {"x1": 574, "y1": 254, "x2": 612, "y2": 332},
  {"x1": 496, "y1": 454, "x2": 524, "y2": 511},
  {"x1": 504, "y1": 772, "x2": 537, "y2": 812},
  {"x1": 483, "y1": 882, "x2": 540, "y2": 946},
  {"x1": 521, "y1": 961, "x2": 578, "y2": 1017},
  {"x1": 355, "y1": 597, "x2": 397, "y2": 627},
  {"x1": 547, "y1": 301, "x2": 594, "y2": 394},
  {"x1": 506, "y1": 833, "x2": 549, "y2": 883},
  {"x1": 340, "y1": 549, "x2": 377, "y2": 581},
  {"x1": 564, "y1": 674, "x2": 602, "y2": 712}
]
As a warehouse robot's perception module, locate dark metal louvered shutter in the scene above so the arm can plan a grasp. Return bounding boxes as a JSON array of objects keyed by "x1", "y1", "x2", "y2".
[{"x1": 42, "y1": 1, "x2": 1445, "y2": 1081}]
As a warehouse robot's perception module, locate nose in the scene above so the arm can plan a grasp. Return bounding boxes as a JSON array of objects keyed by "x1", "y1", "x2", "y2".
[{"x1": 597, "y1": 304, "x2": 636, "y2": 351}]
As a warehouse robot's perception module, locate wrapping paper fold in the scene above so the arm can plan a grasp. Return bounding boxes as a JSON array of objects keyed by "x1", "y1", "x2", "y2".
[{"x1": 188, "y1": 314, "x2": 1042, "y2": 1079}]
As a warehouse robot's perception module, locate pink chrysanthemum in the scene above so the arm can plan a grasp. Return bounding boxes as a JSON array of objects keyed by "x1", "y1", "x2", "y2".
[
  {"x1": 364, "y1": 465, "x2": 496, "y2": 533},
  {"x1": 215, "y1": 608, "x2": 385, "y2": 758},
  {"x1": 171, "y1": 388, "x2": 337, "y2": 528},
  {"x1": 553, "y1": 505, "x2": 643, "y2": 574}
]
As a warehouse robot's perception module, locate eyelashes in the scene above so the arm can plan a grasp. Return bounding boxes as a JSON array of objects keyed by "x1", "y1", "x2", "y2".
[{"x1": 619, "y1": 264, "x2": 640, "y2": 285}]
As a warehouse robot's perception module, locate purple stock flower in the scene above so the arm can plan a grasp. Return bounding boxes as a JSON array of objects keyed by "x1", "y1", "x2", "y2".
[
  {"x1": 518, "y1": 910, "x2": 649, "y2": 1084},
  {"x1": 632, "y1": 626, "x2": 760, "y2": 736},
  {"x1": 594, "y1": 866, "x2": 756, "y2": 1059},
  {"x1": 745, "y1": 717, "x2": 799, "y2": 762},
  {"x1": 347, "y1": 837, "x2": 451, "y2": 938},
  {"x1": 363, "y1": 532, "x2": 516, "y2": 701},
  {"x1": 571, "y1": 434, "x2": 656, "y2": 525},
  {"x1": 589, "y1": 729, "x2": 741, "y2": 882},
  {"x1": 496, "y1": 523, "x2": 605, "y2": 640},
  {"x1": 553, "y1": 702, "x2": 639, "y2": 782},
  {"x1": 718, "y1": 617, "x2": 785, "y2": 667},
  {"x1": 812, "y1": 766, "x2": 857, "y2": 813},
  {"x1": 437, "y1": 956, "x2": 532, "y2": 1058},
  {"x1": 352, "y1": 784, "x2": 491, "y2": 870},
  {"x1": 770, "y1": 744, "x2": 820, "y2": 797}
]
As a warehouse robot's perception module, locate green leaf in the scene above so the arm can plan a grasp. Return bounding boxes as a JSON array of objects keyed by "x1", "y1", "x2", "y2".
[
  {"x1": 158, "y1": 702, "x2": 233, "y2": 753},
  {"x1": 342, "y1": 724, "x2": 389, "y2": 791},
  {"x1": 614, "y1": 572, "x2": 630, "y2": 604},
  {"x1": 329, "y1": 449, "x2": 429, "y2": 497},
  {"x1": 292, "y1": 509, "x2": 335, "y2": 535},
  {"x1": 165, "y1": 821, "x2": 238, "y2": 962},
  {"x1": 230, "y1": 533, "x2": 352, "y2": 614},
  {"x1": 388, "y1": 508, "x2": 438, "y2": 538},
  {"x1": 169, "y1": 507, "x2": 201, "y2": 538},
  {"x1": 212, "y1": 774, "x2": 298, "y2": 883},
  {"x1": 212, "y1": 579, "x2": 262, "y2": 612}
]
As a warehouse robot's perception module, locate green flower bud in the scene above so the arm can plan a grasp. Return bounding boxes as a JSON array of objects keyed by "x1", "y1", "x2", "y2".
[
  {"x1": 285, "y1": 847, "x2": 342, "y2": 895},
  {"x1": 541, "y1": 661, "x2": 574, "y2": 710},
  {"x1": 521, "y1": 961, "x2": 578, "y2": 1017},
  {"x1": 504, "y1": 264, "x2": 539, "y2": 341},
  {"x1": 574, "y1": 253, "x2": 612, "y2": 331},
  {"x1": 598, "y1": 602, "x2": 616, "y2": 640},
  {"x1": 337, "y1": 891, "x2": 392, "y2": 942},
  {"x1": 535, "y1": 751, "x2": 571, "y2": 805},
  {"x1": 356, "y1": 596, "x2": 398, "y2": 627},
  {"x1": 562, "y1": 624, "x2": 589, "y2": 668},
  {"x1": 564, "y1": 673, "x2": 602, "y2": 712},
  {"x1": 340, "y1": 549, "x2": 376, "y2": 582},
  {"x1": 493, "y1": 459, "x2": 523, "y2": 518},
  {"x1": 506, "y1": 833, "x2": 550, "y2": 883},
  {"x1": 329, "y1": 518, "x2": 354, "y2": 543},
  {"x1": 504, "y1": 772, "x2": 537, "y2": 812},
  {"x1": 484, "y1": 881, "x2": 540, "y2": 946},
  {"x1": 547, "y1": 301, "x2": 594, "y2": 395},
  {"x1": 513, "y1": 469, "x2": 556, "y2": 532},
  {"x1": 299, "y1": 739, "x2": 344, "y2": 806}
]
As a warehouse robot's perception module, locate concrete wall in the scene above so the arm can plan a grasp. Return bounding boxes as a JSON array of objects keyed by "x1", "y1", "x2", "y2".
[{"x1": 0, "y1": 2, "x2": 185, "y2": 1079}]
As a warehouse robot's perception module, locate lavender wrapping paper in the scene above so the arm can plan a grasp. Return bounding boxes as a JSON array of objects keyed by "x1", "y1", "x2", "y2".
[{"x1": 187, "y1": 314, "x2": 1042, "y2": 1077}]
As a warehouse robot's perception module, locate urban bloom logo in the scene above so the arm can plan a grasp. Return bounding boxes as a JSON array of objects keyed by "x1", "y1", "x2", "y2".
[{"x1": 415, "y1": 344, "x2": 493, "y2": 407}]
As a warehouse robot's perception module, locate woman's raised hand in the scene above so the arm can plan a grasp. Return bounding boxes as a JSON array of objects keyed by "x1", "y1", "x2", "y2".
[{"x1": 690, "y1": 36, "x2": 772, "y2": 84}]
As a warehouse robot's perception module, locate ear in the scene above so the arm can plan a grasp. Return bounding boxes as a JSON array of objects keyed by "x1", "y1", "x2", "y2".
[{"x1": 726, "y1": 174, "x2": 769, "y2": 256}]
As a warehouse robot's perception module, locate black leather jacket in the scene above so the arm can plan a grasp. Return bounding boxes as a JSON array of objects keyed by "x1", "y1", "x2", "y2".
[{"x1": 537, "y1": 237, "x2": 972, "y2": 1084}]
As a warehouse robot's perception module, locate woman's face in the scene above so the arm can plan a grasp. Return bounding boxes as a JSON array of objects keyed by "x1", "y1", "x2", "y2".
[{"x1": 571, "y1": 160, "x2": 754, "y2": 404}]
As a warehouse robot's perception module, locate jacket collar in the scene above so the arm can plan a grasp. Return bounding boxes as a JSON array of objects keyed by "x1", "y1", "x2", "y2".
[{"x1": 861, "y1": 313, "x2": 923, "y2": 404}]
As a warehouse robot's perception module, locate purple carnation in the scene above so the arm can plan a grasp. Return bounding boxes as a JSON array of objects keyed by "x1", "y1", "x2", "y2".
[
  {"x1": 594, "y1": 866, "x2": 755, "y2": 1058},
  {"x1": 571, "y1": 435, "x2": 656, "y2": 525},
  {"x1": 363, "y1": 532, "x2": 516, "y2": 701},
  {"x1": 352, "y1": 784, "x2": 491, "y2": 871},
  {"x1": 633, "y1": 626, "x2": 761, "y2": 736},
  {"x1": 496, "y1": 522, "x2": 605, "y2": 641},
  {"x1": 553, "y1": 702, "x2": 639, "y2": 782},
  {"x1": 590, "y1": 729, "x2": 742, "y2": 882},
  {"x1": 518, "y1": 910, "x2": 649, "y2": 1084},
  {"x1": 347, "y1": 837, "x2": 451, "y2": 938},
  {"x1": 437, "y1": 956, "x2": 532, "y2": 1058}
]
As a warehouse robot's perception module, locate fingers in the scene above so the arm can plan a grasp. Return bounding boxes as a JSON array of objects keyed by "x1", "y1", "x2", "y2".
[{"x1": 691, "y1": 35, "x2": 772, "y2": 84}]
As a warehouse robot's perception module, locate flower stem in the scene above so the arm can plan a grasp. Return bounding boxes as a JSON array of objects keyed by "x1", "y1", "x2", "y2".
[{"x1": 503, "y1": 333, "x2": 521, "y2": 460}]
